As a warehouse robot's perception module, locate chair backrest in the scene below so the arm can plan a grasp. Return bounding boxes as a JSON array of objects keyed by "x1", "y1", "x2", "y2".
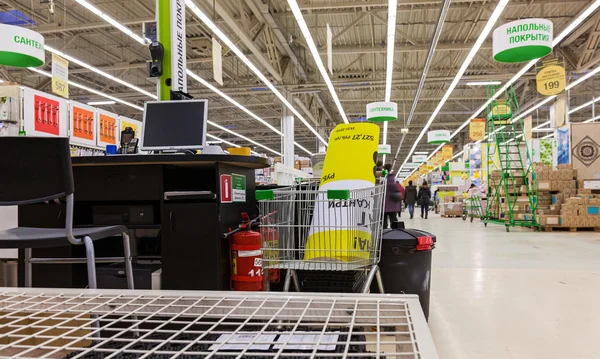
[{"x1": 0, "y1": 137, "x2": 74, "y2": 206}]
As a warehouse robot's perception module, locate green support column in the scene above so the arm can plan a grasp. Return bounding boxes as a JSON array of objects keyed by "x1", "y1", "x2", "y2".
[{"x1": 157, "y1": 0, "x2": 172, "y2": 101}]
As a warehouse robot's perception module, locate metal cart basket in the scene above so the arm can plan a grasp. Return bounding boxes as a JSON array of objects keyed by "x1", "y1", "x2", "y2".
[
  {"x1": 0, "y1": 287, "x2": 438, "y2": 358},
  {"x1": 257, "y1": 182, "x2": 386, "y2": 293},
  {"x1": 463, "y1": 195, "x2": 484, "y2": 222}
]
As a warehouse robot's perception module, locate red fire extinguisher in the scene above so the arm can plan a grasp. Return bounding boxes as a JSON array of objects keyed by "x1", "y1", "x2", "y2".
[{"x1": 230, "y1": 213, "x2": 263, "y2": 291}]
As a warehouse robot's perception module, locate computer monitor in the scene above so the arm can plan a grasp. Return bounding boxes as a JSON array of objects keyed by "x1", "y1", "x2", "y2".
[{"x1": 140, "y1": 100, "x2": 208, "y2": 151}]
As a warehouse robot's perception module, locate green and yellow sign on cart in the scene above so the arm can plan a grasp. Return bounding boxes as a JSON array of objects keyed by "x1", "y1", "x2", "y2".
[
  {"x1": 0, "y1": 24, "x2": 45, "y2": 68},
  {"x1": 493, "y1": 19, "x2": 553, "y2": 63}
]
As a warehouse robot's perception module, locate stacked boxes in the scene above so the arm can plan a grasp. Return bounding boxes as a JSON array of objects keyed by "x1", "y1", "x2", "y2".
[
  {"x1": 535, "y1": 163, "x2": 600, "y2": 228},
  {"x1": 440, "y1": 202, "x2": 463, "y2": 217}
]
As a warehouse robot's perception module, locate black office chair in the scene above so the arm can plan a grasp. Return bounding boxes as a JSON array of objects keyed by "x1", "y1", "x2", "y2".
[{"x1": 0, "y1": 137, "x2": 134, "y2": 289}]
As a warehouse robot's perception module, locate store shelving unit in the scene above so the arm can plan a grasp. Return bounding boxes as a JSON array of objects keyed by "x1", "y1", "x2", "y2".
[
  {"x1": 0, "y1": 288, "x2": 438, "y2": 358},
  {"x1": 484, "y1": 86, "x2": 539, "y2": 232}
]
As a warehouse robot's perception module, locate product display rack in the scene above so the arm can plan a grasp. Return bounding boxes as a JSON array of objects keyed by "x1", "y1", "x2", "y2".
[
  {"x1": 0, "y1": 288, "x2": 438, "y2": 359},
  {"x1": 484, "y1": 86, "x2": 539, "y2": 232}
]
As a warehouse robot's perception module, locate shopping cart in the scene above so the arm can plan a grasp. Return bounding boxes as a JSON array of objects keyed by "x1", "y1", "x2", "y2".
[
  {"x1": 463, "y1": 195, "x2": 484, "y2": 222},
  {"x1": 256, "y1": 181, "x2": 386, "y2": 293}
]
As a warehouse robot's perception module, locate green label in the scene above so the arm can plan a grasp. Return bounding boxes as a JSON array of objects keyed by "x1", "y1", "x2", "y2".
[
  {"x1": 232, "y1": 173, "x2": 246, "y2": 202},
  {"x1": 14, "y1": 36, "x2": 44, "y2": 50}
]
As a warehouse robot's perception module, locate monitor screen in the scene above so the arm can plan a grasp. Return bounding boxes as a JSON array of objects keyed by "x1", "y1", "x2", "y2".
[{"x1": 141, "y1": 100, "x2": 208, "y2": 151}]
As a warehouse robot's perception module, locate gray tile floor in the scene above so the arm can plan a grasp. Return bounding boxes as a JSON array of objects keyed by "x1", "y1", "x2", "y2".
[{"x1": 403, "y1": 211, "x2": 600, "y2": 359}]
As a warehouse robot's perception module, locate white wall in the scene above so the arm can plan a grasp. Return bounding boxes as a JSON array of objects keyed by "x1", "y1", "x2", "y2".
[{"x1": 0, "y1": 207, "x2": 18, "y2": 258}]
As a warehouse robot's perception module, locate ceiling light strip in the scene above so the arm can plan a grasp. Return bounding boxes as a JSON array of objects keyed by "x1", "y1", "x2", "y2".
[
  {"x1": 568, "y1": 96, "x2": 600, "y2": 114},
  {"x1": 400, "y1": 0, "x2": 509, "y2": 170},
  {"x1": 466, "y1": 81, "x2": 502, "y2": 86},
  {"x1": 382, "y1": 0, "x2": 398, "y2": 163},
  {"x1": 186, "y1": 69, "x2": 281, "y2": 135},
  {"x1": 185, "y1": 0, "x2": 327, "y2": 146},
  {"x1": 74, "y1": 0, "x2": 149, "y2": 44},
  {"x1": 207, "y1": 121, "x2": 282, "y2": 156},
  {"x1": 45, "y1": 45, "x2": 157, "y2": 100},
  {"x1": 28, "y1": 67, "x2": 144, "y2": 111},
  {"x1": 288, "y1": 0, "x2": 348, "y2": 124}
]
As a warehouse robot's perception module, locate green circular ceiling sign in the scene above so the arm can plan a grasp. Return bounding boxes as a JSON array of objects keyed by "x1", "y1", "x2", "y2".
[
  {"x1": 493, "y1": 19, "x2": 553, "y2": 63},
  {"x1": 366, "y1": 102, "x2": 397, "y2": 122},
  {"x1": 0, "y1": 24, "x2": 45, "y2": 68},
  {"x1": 427, "y1": 130, "x2": 450, "y2": 144}
]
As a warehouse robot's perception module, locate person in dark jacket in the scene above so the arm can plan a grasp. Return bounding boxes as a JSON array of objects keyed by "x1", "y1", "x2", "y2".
[
  {"x1": 403, "y1": 180, "x2": 418, "y2": 219},
  {"x1": 383, "y1": 164, "x2": 401, "y2": 228},
  {"x1": 418, "y1": 180, "x2": 432, "y2": 219},
  {"x1": 396, "y1": 181, "x2": 405, "y2": 218}
]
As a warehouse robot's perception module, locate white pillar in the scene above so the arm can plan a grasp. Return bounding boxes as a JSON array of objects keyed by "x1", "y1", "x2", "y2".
[
  {"x1": 282, "y1": 90, "x2": 295, "y2": 166},
  {"x1": 318, "y1": 128, "x2": 327, "y2": 153}
]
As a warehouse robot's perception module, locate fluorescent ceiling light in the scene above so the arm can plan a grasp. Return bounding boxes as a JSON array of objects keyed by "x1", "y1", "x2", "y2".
[
  {"x1": 466, "y1": 81, "x2": 502, "y2": 86},
  {"x1": 568, "y1": 96, "x2": 600, "y2": 114},
  {"x1": 74, "y1": 0, "x2": 148, "y2": 44},
  {"x1": 584, "y1": 115, "x2": 600, "y2": 123},
  {"x1": 185, "y1": 0, "x2": 327, "y2": 146},
  {"x1": 206, "y1": 134, "x2": 239, "y2": 148},
  {"x1": 414, "y1": 152, "x2": 428, "y2": 155},
  {"x1": 400, "y1": 0, "x2": 509, "y2": 171},
  {"x1": 186, "y1": 70, "x2": 281, "y2": 135},
  {"x1": 288, "y1": 0, "x2": 348, "y2": 124},
  {"x1": 88, "y1": 100, "x2": 116, "y2": 106},
  {"x1": 381, "y1": 0, "x2": 398, "y2": 163},
  {"x1": 565, "y1": 64, "x2": 600, "y2": 90},
  {"x1": 0, "y1": 79, "x2": 4, "y2": 83},
  {"x1": 207, "y1": 120, "x2": 282, "y2": 156},
  {"x1": 45, "y1": 45, "x2": 157, "y2": 100},
  {"x1": 532, "y1": 128, "x2": 555, "y2": 132},
  {"x1": 512, "y1": 95, "x2": 557, "y2": 123},
  {"x1": 541, "y1": 133, "x2": 555, "y2": 139},
  {"x1": 533, "y1": 120, "x2": 551, "y2": 130},
  {"x1": 28, "y1": 67, "x2": 144, "y2": 111}
]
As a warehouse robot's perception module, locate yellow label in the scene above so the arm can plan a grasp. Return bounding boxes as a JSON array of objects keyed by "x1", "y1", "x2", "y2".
[
  {"x1": 320, "y1": 123, "x2": 380, "y2": 186},
  {"x1": 536, "y1": 64, "x2": 566, "y2": 96},
  {"x1": 304, "y1": 229, "x2": 371, "y2": 261},
  {"x1": 51, "y1": 53, "x2": 69, "y2": 98},
  {"x1": 469, "y1": 118, "x2": 486, "y2": 141},
  {"x1": 442, "y1": 145, "x2": 453, "y2": 161}
]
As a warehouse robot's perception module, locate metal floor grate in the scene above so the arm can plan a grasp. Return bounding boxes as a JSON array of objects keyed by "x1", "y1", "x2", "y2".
[{"x1": 0, "y1": 288, "x2": 437, "y2": 359}]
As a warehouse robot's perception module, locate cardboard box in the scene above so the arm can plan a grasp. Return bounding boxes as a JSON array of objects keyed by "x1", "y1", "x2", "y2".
[
  {"x1": 543, "y1": 215, "x2": 561, "y2": 226},
  {"x1": 538, "y1": 180, "x2": 551, "y2": 191}
]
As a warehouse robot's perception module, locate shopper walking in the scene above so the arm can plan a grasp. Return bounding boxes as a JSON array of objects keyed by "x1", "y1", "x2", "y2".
[
  {"x1": 418, "y1": 180, "x2": 432, "y2": 219},
  {"x1": 383, "y1": 164, "x2": 402, "y2": 228},
  {"x1": 396, "y1": 181, "x2": 405, "y2": 218},
  {"x1": 404, "y1": 180, "x2": 418, "y2": 219}
]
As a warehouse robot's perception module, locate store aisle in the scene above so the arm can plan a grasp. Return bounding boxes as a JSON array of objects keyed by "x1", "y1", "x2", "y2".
[{"x1": 402, "y1": 212, "x2": 600, "y2": 359}]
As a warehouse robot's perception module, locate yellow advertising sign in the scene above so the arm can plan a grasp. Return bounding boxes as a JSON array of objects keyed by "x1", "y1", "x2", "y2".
[
  {"x1": 469, "y1": 118, "x2": 486, "y2": 141},
  {"x1": 536, "y1": 58, "x2": 566, "y2": 96},
  {"x1": 442, "y1": 145, "x2": 453, "y2": 161},
  {"x1": 51, "y1": 53, "x2": 69, "y2": 98},
  {"x1": 524, "y1": 115, "x2": 533, "y2": 140},
  {"x1": 419, "y1": 165, "x2": 427, "y2": 175}
]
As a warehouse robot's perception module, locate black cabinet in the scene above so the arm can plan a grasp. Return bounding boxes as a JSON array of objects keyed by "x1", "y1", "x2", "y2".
[{"x1": 161, "y1": 203, "x2": 223, "y2": 290}]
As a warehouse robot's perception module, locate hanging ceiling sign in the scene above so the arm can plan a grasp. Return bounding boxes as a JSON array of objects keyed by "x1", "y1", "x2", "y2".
[
  {"x1": 427, "y1": 130, "x2": 450, "y2": 144},
  {"x1": 51, "y1": 53, "x2": 69, "y2": 98},
  {"x1": 536, "y1": 57, "x2": 566, "y2": 96},
  {"x1": 0, "y1": 24, "x2": 45, "y2": 67},
  {"x1": 378, "y1": 144, "x2": 391, "y2": 154},
  {"x1": 412, "y1": 155, "x2": 427, "y2": 163},
  {"x1": 469, "y1": 118, "x2": 486, "y2": 141},
  {"x1": 366, "y1": 102, "x2": 398, "y2": 122},
  {"x1": 493, "y1": 19, "x2": 553, "y2": 63}
]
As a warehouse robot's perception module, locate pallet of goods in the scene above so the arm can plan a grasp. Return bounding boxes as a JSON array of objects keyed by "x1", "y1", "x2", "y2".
[{"x1": 535, "y1": 163, "x2": 600, "y2": 232}]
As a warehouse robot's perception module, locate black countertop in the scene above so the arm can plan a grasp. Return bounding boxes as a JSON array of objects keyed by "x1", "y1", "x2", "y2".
[{"x1": 71, "y1": 154, "x2": 270, "y2": 169}]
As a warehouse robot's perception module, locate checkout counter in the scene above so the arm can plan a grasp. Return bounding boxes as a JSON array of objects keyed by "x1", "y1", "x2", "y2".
[{"x1": 17, "y1": 154, "x2": 269, "y2": 290}]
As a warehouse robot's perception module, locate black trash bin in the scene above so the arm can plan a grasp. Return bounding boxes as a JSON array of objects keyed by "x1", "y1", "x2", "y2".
[{"x1": 374, "y1": 221, "x2": 436, "y2": 320}]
